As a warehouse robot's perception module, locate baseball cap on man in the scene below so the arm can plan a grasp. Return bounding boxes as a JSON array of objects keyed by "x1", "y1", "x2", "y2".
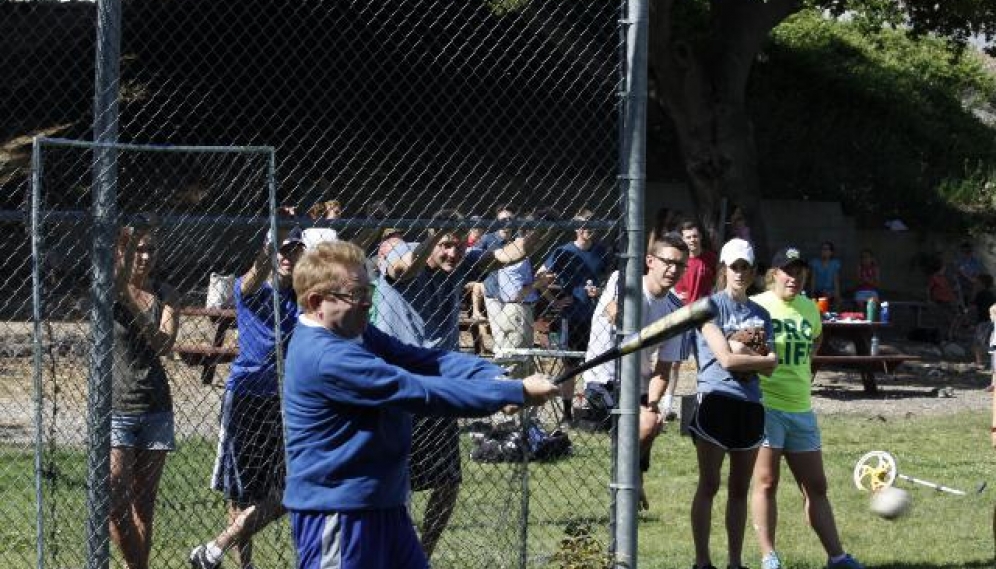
[
  {"x1": 278, "y1": 227, "x2": 306, "y2": 251},
  {"x1": 771, "y1": 246, "x2": 807, "y2": 269},
  {"x1": 719, "y1": 238, "x2": 755, "y2": 266}
]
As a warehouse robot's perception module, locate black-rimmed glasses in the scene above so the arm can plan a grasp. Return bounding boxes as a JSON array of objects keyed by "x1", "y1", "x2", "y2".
[{"x1": 649, "y1": 254, "x2": 687, "y2": 271}]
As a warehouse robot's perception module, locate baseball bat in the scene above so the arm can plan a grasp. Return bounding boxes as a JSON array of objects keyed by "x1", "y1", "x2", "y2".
[{"x1": 552, "y1": 296, "x2": 715, "y2": 385}]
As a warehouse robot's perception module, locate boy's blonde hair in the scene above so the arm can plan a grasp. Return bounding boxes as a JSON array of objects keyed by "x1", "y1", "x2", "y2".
[{"x1": 293, "y1": 241, "x2": 367, "y2": 309}]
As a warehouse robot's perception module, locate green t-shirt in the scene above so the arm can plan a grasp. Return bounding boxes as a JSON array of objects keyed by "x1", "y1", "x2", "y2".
[{"x1": 751, "y1": 291, "x2": 822, "y2": 412}]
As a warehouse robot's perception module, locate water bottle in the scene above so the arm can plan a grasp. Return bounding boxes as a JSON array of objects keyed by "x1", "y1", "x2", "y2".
[
  {"x1": 865, "y1": 298, "x2": 878, "y2": 322},
  {"x1": 880, "y1": 301, "x2": 890, "y2": 324},
  {"x1": 870, "y1": 335, "x2": 880, "y2": 355}
]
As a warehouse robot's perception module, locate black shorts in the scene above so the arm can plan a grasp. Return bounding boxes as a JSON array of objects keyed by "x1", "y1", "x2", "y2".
[
  {"x1": 687, "y1": 392, "x2": 764, "y2": 451},
  {"x1": 409, "y1": 415, "x2": 462, "y2": 491},
  {"x1": 212, "y1": 391, "x2": 286, "y2": 502}
]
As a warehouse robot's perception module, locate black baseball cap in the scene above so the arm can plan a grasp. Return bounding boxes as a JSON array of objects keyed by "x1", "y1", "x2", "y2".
[
  {"x1": 279, "y1": 226, "x2": 306, "y2": 251},
  {"x1": 771, "y1": 246, "x2": 806, "y2": 269}
]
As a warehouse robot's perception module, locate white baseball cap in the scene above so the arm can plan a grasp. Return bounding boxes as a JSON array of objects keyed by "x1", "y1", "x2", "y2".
[{"x1": 719, "y1": 238, "x2": 755, "y2": 266}]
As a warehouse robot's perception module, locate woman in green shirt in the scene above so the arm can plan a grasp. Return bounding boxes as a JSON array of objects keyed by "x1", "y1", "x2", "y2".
[{"x1": 750, "y1": 246, "x2": 864, "y2": 569}]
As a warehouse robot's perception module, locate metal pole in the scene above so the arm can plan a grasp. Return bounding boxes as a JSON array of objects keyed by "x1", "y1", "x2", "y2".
[
  {"x1": 615, "y1": 0, "x2": 649, "y2": 565},
  {"x1": 87, "y1": 0, "x2": 122, "y2": 566},
  {"x1": 30, "y1": 138, "x2": 46, "y2": 569}
]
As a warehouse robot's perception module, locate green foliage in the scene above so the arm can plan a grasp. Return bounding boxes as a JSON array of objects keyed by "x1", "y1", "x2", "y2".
[
  {"x1": 750, "y1": 9, "x2": 996, "y2": 229},
  {"x1": 551, "y1": 522, "x2": 612, "y2": 569}
]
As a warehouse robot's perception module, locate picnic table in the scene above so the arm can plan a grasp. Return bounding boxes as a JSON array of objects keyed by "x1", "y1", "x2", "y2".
[
  {"x1": 812, "y1": 320, "x2": 920, "y2": 394},
  {"x1": 171, "y1": 307, "x2": 238, "y2": 383}
]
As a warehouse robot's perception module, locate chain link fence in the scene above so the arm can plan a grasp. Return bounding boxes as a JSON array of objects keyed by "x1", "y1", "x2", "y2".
[{"x1": 1, "y1": 0, "x2": 635, "y2": 567}]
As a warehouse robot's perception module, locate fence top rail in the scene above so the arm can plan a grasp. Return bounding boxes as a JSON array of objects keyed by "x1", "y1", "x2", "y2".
[
  {"x1": 1, "y1": 209, "x2": 619, "y2": 231},
  {"x1": 34, "y1": 137, "x2": 276, "y2": 155}
]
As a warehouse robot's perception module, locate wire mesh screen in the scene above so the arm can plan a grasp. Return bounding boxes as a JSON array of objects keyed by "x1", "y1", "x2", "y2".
[
  {"x1": 3, "y1": 0, "x2": 626, "y2": 567},
  {"x1": 30, "y1": 141, "x2": 284, "y2": 569}
]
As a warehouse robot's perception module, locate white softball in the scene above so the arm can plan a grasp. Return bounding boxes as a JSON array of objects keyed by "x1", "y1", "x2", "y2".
[{"x1": 869, "y1": 486, "x2": 912, "y2": 520}]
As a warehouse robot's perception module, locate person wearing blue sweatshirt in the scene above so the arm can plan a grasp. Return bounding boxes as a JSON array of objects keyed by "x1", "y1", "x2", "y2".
[{"x1": 283, "y1": 241, "x2": 557, "y2": 569}]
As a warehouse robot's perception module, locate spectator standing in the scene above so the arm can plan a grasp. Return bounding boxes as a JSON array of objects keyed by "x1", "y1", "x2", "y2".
[
  {"x1": 853, "y1": 249, "x2": 880, "y2": 305},
  {"x1": 927, "y1": 256, "x2": 963, "y2": 341},
  {"x1": 189, "y1": 228, "x2": 306, "y2": 569},
  {"x1": 668, "y1": 219, "x2": 719, "y2": 416},
  {"x1": 751, "y1": 246, "x2": 865, "y2": 569},
  {"x1": 972, "y1": 274, "x2": 996, "y2": 373},
  {"x1": 478, "y1": 207, "x2": 552, "y2": 376},
  {"x1": 302, "y1": 199, "x2": 342, "y2": 249},
  {"x1": 727, "y1": 206, "x2": 751, "y2": 243},
  {"x1": 374, "y1": 210, "x2": 554, "y2": 559},
  {"x1": 538, "y1": 209, "x2": 613, "y2": 423},
  {"x1": 581, "y1": 234, "x2": 690, "y2": 509},
  {"x1": 111, "y1": 221, "x2": 179, "y2": 569},
  {"x1": 956, "y1": 242, "x2": 985, "y2": 305},
  {"x1": 808, "y1": 241, "x2": 842, "y2": 308},
  {"x1": 689, "y1": 238, "x2": 777, "y2": 569},
  {"x1": 282, "y1": 241, "x2": 557, "y2": 569}
]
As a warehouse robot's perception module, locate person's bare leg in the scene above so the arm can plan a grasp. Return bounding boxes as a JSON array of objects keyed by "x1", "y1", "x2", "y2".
[
  {"x1": 726, "y1": 448, "x2": 759, "y2": 568},
  {"x1": 751, "y1": 446, "x2": 783, "y2": 557},
  {"x1": 110, "y1": 448, "x2": 147, "y2": 569},
  {"x1": 785, "y1": 450, "x2": 845, "y2": 558},
  {"x1": 216, "y1": 494, "x2": 286, "y2": 567},
  {"x1": 692, "y1": 440, "x2": 725, "y2": 568},
  {"x1": 130, "y1": 449, "x2": 168, "y2": 563},
  {"x1": 420, "y1": 484, "x2": 460, "y2": 559},
  {"x1": 638, "y1": 407, "x2": 660, "y2": 510}
]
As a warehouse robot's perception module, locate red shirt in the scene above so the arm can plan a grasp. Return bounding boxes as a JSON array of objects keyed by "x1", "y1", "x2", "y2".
[{"x1": 674, "y1": 249, "x2": 718, "y2": 304}]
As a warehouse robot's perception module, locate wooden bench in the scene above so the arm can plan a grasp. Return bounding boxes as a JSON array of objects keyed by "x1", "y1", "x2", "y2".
[
  {"x1": 172, "y1": 307, "x2": 238, "y2": 384},
  {"x1": 811, "y1": 354, "x2": 921, "y2": 394}
]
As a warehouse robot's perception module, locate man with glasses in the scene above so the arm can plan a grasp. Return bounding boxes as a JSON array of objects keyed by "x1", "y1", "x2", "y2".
[
  {"x1": 667, "y1": 219, "x2": 719, "y2": 418},
  {"x1": 190, "y1": 228, "x2": 305, "y2": 569},
  {"x1": 373, "y1": 209, "x2": 557, "y2": 559},
  {"x1": 282, "y1": 241, "x2": 557, "y2": 569},
  {"x1": 581, "y1": 234, "x2": 690, "y2": 508}
]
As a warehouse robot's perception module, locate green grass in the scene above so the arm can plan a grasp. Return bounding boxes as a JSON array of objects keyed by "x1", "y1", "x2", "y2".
[
  {"x1": 1, "y1": 412, "x2": 993, "y2": 568},
  {"x1": 639, "y1": 411, "x2": 995, "y2": 569}
]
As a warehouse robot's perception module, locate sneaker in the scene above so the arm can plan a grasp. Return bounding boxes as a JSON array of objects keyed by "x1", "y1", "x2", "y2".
[
  {"x1": 762, "y1": 551, "x2": 783, "y2": 569},
  {"x1": 189, "y1": 545, "x2": 221, "y2": 569},
  {"x1": 692, "y1": 565, "x2": 718, "y2": 569},
  {"x1": 827, "y1": 554, "x2": 864, "y2": 569}
]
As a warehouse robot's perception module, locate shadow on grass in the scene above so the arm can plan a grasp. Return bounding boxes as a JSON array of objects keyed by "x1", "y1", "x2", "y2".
[{"x1": 875, "y1": 561, "x2": 994, "y2": 569}]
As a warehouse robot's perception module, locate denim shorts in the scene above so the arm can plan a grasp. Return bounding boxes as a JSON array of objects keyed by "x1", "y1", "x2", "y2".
[
  {"x1": 111, "y1": 411, "x2": 176, "y2": 451},
  {"x1": 762, "y1": 408, "x2": 821, "y2": 452}
]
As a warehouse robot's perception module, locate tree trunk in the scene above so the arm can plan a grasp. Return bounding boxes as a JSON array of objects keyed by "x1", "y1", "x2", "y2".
[{"x1": 648, "y1": 0, "x2": 799, "y2": 255}]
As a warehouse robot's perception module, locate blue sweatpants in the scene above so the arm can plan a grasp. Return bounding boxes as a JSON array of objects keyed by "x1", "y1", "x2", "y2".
[{"x1": 291, "y1": 506, "x2": 428, "y2": 569}]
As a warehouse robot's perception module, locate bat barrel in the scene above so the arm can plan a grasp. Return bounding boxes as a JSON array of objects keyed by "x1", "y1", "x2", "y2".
[{"x1": 551, "y1": 297, "x2": 715, "y2": 385}]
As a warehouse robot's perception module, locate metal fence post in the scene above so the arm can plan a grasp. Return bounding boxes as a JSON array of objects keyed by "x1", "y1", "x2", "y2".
[
  {"x1": 31, "y1": 138, "x2": 46, "y2": 569},
  {"x1": 615, "y1": 0, "x2": 649, "y2": 565},
  {"x1": 88, "y1": 0, "x2": 123, "y2": 566}
]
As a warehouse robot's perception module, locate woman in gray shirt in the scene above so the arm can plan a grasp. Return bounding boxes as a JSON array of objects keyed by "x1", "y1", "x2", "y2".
[{"x1": 688, "y1": 238, "x2": 776, "y2": 569}]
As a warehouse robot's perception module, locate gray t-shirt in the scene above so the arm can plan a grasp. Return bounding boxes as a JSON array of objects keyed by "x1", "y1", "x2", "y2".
[
  {"x1": 374, "y1": 242, "x2": 484, "y2": 350},
  {"x1": 693, "y1": 290, "x2": 772, "y2": 403}
]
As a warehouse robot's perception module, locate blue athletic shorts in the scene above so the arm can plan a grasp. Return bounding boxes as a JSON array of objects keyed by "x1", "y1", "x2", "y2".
[
  {"x1": 111, "y1": 411, "x2": 175, "y2": 451},
  {"x1": 762, "y1": 408, "x2": 822, "y2": 452},
  {"x1": 290, "y1": 507, "x2": 428, "y2": 569}
]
